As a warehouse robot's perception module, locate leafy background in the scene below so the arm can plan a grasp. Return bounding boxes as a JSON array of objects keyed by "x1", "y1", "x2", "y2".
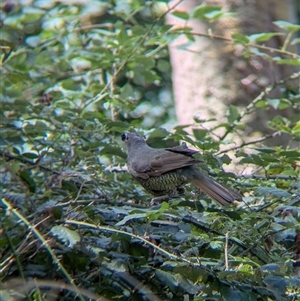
[{"x1": 1, "y1": 0, "x2": 300, "y2": 300}]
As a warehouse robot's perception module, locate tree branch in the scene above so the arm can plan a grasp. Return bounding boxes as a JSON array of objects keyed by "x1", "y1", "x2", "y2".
[
  {"x1": 182, "y1": 216, "x2": 270, "y2": 264},
  {"x1": 184, "y1": 31, "x2": 299, "y2": 58},
  {"x1": 216, "y1": 131, "x2": 282, "y2": 155}
]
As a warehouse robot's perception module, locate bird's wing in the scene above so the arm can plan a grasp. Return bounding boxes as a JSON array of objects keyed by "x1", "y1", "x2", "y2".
[
  {"x1": 129, "y1": 146, "x2": 202, "y2": 178},
  {"x1": 166, "y1": 146, "x2": 200, "y2": 157},
  {"x1": 146, "y1": 150, "x2": 202, "y2": 176}
]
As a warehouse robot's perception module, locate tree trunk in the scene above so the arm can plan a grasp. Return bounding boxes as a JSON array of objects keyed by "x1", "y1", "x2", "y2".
[{"x1": 167, "y1": 0, "x2": 298, "y2": 147}]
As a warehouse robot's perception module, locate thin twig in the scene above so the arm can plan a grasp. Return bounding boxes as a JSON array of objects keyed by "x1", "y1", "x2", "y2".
[
  {"x1": 65, "y1": 219, "x2": 208, "y2": 267},
  {"x1": 172, "y1": 30, "x2": 299, "y2": 58},
  {"x1": 82, "y1": 0, "x2": 185, "y2": 110},
  {"x1": 107, "y1": 162, "x2": 297, "y2": 180},
  {"x1": 182, "y1": 216, "x2": 270, "y2": 263},
  {"x1": 225, "y1": 232, "x2": 229, "y2": 270},
  {"x1": 219, "y1": 71, "x2": 300, "y2": 141},
  {"x1": 3, "y1": 279, "x2": 108, "y2": 301},
  {"x1": 216, "y1": 131, "x2": 282, "y2": 155},
  {"x1": 238, "y1": 174, "x2": 298, "y2": 180},
  {"x1": 0, "y1": 149, "x2": 59, "y2": 174},
  {"x1": 1, "y1": 198, "x2": 86, "y2": 301}
]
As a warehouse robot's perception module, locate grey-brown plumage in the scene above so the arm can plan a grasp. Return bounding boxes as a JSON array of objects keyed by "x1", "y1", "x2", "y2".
[{"x1": 121, "y1": 132, "x2": 242, "y2": 205}]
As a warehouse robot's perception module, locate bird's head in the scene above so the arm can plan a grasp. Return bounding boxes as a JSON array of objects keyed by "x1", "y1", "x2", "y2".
[{"x1": 121, "y1": 132, "x2": 146, "y2": 149}]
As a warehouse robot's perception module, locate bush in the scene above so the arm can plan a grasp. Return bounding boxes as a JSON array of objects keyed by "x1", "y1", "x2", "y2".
[{"x1": 1, "y1": 1, "x2": 299, "y2": 300}]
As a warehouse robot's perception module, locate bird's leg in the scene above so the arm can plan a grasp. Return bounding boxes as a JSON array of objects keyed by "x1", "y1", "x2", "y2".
[
  {"x1": 150, "y1": 188, "x2": 185, "y2": 206},
  {"x1": 150, "y1": 194, "x2": 170, "y2": 206},
  {"x1": 176, "y1": 187, "x2": 185, "y2": 195}
]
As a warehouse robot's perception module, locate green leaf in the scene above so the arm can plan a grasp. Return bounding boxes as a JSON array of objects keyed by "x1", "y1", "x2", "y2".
[
  {"x1": 222, "y1": 210, "x2": 242, "y2": 220},
  {"x1": 100, "y1": 145, "x2": 126, "y2": 158},
  {"x1": 169, "y1": 26, "x2": 193, "y2": 34},
  {"x1": 281, "y1": 168, "x2": 298, "y2": 176},
  {"x1": 131, "y1": 24, "x2": 146, "y2": 36},
  {"x1": 209, "y1": 241, "x2": 222, "y2": 249},
  {"x1": 266, "y1": 98, "x2": 280, "y2": 109},
  {"x1": 279, "y1": 150, "x2": 300, "y2": 159},
  {"x1": 191, "y1": 4, "x2": 221, "y2": 20},
  {"x1": 51, "y1": 225, "x2": 81, "y2": 248},
  {"x1": 274, "y1": 58, "x2": 300, "y2": 66},
  {"x1": 232, "y1": 33, "x2": 250, "y2": 44},
  {"x1": 185, "y1": 32, "x2": 195, "y2": 42},
  {"x1": 206, "y1": 11, "x2": 235, "y2": 21},
  {"x1": 193, "y1": 129, "x2": 207, "y2": 140},
  {"x1": 22, "y1": 152, "x2": 39, "y2": 159},
  {"x1": 133, "y1": 66, "x2": 159, "y2": 85},
  {"x1": 51, "y1": 206, "x2": 63, "y2": 220},
  {"x1": 148, "y1": 128, "x2": 169, "y2": 139},
  {"x1": 292, "y1": 122, "x2": 300, "y2": 133},
  {"x1": 60, "y1": 79, "x2": 82, "y2": 91},
  {"x1": 105, "y1": 121, "x2": 130, "y2": 132},
  {"x1": 117, "y1": 27, "x2": 128, "y2": 44},
  {"x1": 256, "y1": 187, "x2": 291, "y2": 198},
  {"x1": 227, "y1": 105, "x2": 239, "y2": 123},
  {"x1": 260, "y1": 153, "x2": 279, "y2": 163},
  {"x1": 273, "y1": 20, "x2": 300, "y2": 32},
  {"x1": 156, "y1": 59, "x2": 170, "y2": 73},
  {"x1": 156, "y1": 270, "x2": 201, "y2": 294},
  {"x1": 131, "y1": 56, "x2": 155, "y2": 69},
  {"x1": 116, "y1": 213, "x2": 147, "y2": 226},
  {"x1": 238, "y1": 154, "x2": 264, "y2": 165},
  {"x1": 291, "y1": 37, "x2": 300, "y2": 45},
  {"x1": 220, "y1": 154, "x2": 232, "y2": 164},
  {"x1": 266, "y1": 163, "x2": 284, "y2": 175},
  {"x1": 276, "y1": 98, "x2": 292, "y2": 109},
  {"x1": 248, "y1": 32, "x2": 283, "y2": 43},
  {"x1": 120, "y1": 83, "x2": 134, "y2": 99},
  {"x1": 22, "y1": 6, "x2": 45, "y2": 22},
  {"x1": 253, "y1": 147, "x2": 276, "y2": 154},
  {"x1": 172, "y1": 10, "x2": 190, "y2": 20},
  {"x1": 254, "y1": 100, "x2": 268, "y2": 109},
  {"x1": 8, "y1": 52, "x2": 28, "y2": 70},
  {"x1": 18, "y1": 170, "x2": 36, "y2": 192}
]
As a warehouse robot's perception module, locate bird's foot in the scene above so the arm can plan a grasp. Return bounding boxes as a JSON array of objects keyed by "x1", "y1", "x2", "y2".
[
  {"x1": 150, "y1": 188, "x2": 185, "y2": 206},
  {"x1": 150, "y1": 195, "x2": 170, "y2": 206},
  {"x1": 176, "y1": 187, "x2": 185, "y2": 195}
]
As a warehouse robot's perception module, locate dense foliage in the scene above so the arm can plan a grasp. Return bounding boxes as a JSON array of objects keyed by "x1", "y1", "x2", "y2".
[{"x1": 1, "y1": 1, "x2": 300, "y2": 300}]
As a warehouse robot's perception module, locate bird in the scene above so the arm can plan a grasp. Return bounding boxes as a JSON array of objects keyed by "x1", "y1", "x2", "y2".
[{"x1": 121, "y1": 132, "x2": 242, "y2": 206}]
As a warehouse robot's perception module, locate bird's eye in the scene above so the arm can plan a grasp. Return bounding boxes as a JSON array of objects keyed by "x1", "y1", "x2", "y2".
[{"x1": 121, "y1": 132, "x2": 128, "y2": 141}]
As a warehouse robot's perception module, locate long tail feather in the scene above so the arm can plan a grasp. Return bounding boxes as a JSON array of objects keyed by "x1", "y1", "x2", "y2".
[{"x1": 191, "y1": 176, "x2": 242, "y2": 206}]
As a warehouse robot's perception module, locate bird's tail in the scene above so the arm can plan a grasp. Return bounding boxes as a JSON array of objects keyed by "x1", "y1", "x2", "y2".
[{"x1": 191, "y1": 176, "x2": 242, "y2": 206}]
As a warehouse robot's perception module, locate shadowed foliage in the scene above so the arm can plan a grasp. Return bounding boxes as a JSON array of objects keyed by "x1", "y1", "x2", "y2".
[{"x1": 1, "y1": 1, "x2": 300, "y2": 300}]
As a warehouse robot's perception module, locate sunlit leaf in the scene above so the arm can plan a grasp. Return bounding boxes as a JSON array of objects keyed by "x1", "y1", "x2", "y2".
[
  {"x1": 51, "y1": 225, "x2": 81, "y2": 248},
  {"x1": 116, "y1": 213, "x2": 147, "y2": 226},
  {"x1": 273, "y1": 20, "x2": 300, "y2": 32},
  {"x1": 172, "y1": 10, "x2": 190, "y2": 20},
  {"x1": 248, "y1": 32, "x2": 283, "y2": 43},
  {"x1": 274, "y1": 58, "x2": 300, "y2": 66}
]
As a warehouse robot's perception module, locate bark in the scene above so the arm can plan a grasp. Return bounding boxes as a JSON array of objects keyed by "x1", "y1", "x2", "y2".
[{"x1": 166, "y1": 0, "x2": 298, "y2": 148}]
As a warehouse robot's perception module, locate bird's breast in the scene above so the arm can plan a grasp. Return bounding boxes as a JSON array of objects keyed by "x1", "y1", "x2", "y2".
[{"x1": 134, "y1": 169, "x2": 189, "y2": 196}]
